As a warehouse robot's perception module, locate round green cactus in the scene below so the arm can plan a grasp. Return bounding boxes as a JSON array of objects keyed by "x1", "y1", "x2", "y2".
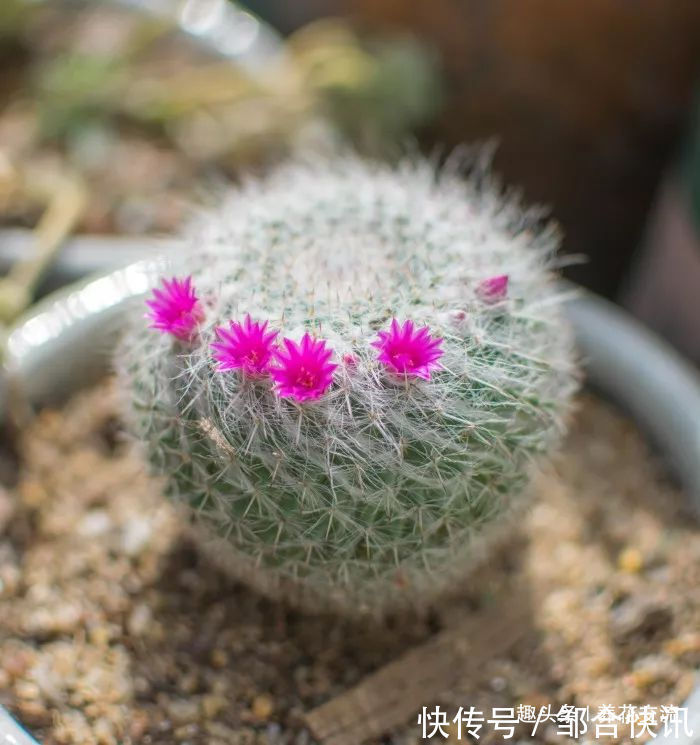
[{"x1": 118, "y1": 153, "x2": 578, "y2": 615}]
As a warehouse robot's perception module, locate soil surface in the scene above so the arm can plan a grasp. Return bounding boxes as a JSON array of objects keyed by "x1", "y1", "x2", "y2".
[{"x1": 0, "y1": 383, "x2": 698, "y2": 744}]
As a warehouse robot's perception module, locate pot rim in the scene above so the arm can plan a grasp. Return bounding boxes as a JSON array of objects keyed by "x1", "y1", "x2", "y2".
[{"x1": 4, "y1": 262, "x2": 699, "y2": 507}]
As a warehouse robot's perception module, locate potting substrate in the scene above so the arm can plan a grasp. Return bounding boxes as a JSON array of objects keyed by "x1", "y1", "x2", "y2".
[{"x1": 0, "y1": 382, "x2": 697, "y2": 744}]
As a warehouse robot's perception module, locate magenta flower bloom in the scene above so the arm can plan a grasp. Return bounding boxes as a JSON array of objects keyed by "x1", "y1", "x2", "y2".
[
  {"x1": 270, "y1": 333, "x2": 337, "y2": 402},
  {"x1": 476, "y1": 274, "x2": 509, "y2": 303},
  {"x1": 372, "y1": 319, "x2": 444, "y2": 380},
  {"x1": 211, "y1": 315, "x2": 278, "y2": 375},
  {"x1": 146, "y1": 276, "x2": 204, "y2": 340}
]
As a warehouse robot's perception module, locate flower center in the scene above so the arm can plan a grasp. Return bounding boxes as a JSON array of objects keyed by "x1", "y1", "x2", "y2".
[
  {"x1": 174, "y1": 307, "x2": 189, "y2": 322},
  {"x1": 297, "y1": 367, "x2": 316, "y2": 388},
  {"x1": 391, "y1": 351, "x2": 417, "y2": 369},
  {"x1": 174, "y1": 302, "x2": 200, "y2": 325}
]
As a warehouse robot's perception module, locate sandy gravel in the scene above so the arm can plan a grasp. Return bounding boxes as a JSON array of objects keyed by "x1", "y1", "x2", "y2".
[{"x1": 0, "y1": 383, "x2": 697, "y2": 744}]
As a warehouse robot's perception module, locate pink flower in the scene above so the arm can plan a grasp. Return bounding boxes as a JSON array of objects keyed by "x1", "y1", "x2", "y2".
[
  {"x1": 270, "y1": 333, "x2": 337, "y2": 402},
  {"x1": 342, "y1": 353, "x2": 358, "y2": 367},
  {"x1": 476, "y1": 274, "x2": 509, "y2": 303},
  {"x1": 372, "y1": 319, "x2": 444, "y2": 380},
  {"x1": 211, "y1": 315, "x2": 278, "y2": 375},
  {"x1": 146, "y1": 276, "x2": 204, "y2": 340}
]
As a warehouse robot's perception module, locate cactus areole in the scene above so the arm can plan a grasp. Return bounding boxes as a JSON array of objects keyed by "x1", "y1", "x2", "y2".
[{"x1": 119, "y1": 154, "x2": 578, "y2": 615}]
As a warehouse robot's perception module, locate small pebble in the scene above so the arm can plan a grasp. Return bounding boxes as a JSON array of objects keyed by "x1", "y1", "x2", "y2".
[
  {"x1": 127, "y1": 603, "x2": 152, "y2": 636},
  {"x1": 617, "y1": 546, "x2": 644, "y2": 573},
  {"x1": 174, "y1": 722, "x2": 199, "y2": 739},
  {"x1": 78, "y1": 510, "x2": 112, "y2": 537},
  {"x1": 664, "y1": 633, "x2": 700, "y2": 658},
  {"x1": 15, "y1": 680, "x2": 40, "y2": 700},
  {"x1": 89, "y1": 625, "x2": 112, "y2": 646},
  {"x1": 121, "y1": 517, "x2": 153, "y2": 556},
  {"x1": 167, "y1": 699, "x2": 199, "y2": 725},
  {"x1": 201, "y1": 695, "x2": 226, "y2": 719},
  {"x1": 210, "y1": 648, "x2": 229, "y2": 668},
  {"x1": 251, "y1": 694, "x2": 275, "y2": 721},
  {"x1": 19, "y1": 480, "x2": 47, "y2": 508}
]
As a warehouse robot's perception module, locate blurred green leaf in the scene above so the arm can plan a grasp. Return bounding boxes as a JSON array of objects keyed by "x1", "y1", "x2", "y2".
[
  {"x1": 319, "y1": 35, "x2": 443, "y2": 153},
  {"x1": 34, "y1": 52, "x2": 127, "y2": 140},
  {"x1": 0, "y1": 0, "x2": 30, "y2": 37}
]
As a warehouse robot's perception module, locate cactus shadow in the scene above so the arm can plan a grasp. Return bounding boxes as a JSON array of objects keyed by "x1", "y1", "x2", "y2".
[
  {"x1": 137, "y1": 526, "x2": 554, "y2": 730},
  {"x1": 146, "y1": 532, "x2": 437, "y2": 672}
]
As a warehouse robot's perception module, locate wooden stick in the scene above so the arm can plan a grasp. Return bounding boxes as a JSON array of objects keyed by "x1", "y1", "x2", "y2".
[{"x1": 306, "y1": 597, "x2": 530, "y2": 745}]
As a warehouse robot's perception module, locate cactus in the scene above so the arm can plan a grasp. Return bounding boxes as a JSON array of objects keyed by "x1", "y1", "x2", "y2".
[{"x1": 118, "y1": 153, "x2": 578, "y2": 615}]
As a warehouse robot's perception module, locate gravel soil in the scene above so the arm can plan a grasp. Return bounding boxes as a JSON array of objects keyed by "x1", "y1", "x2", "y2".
[{"x1": 0, "y1": 383, "x2": 698, "y2": 744}]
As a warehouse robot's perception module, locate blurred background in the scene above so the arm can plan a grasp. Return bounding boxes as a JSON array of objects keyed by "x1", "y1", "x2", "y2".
[{"x1": 1, "y1": 0, "x2": 699, "y2": 362}]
